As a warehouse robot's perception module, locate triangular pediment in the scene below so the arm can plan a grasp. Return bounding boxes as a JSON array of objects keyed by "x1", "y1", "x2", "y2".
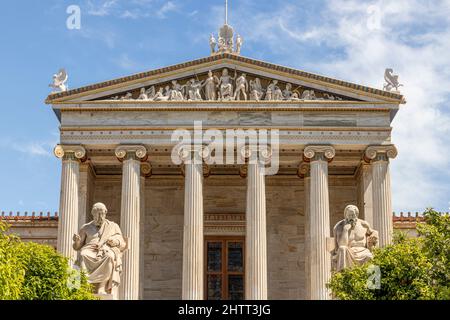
[{"x1": 45, "y1": 53, "x2": 404, "y2": 104}]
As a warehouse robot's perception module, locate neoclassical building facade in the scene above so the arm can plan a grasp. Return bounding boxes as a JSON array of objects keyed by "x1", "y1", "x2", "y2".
[{"x1": 45, "y1": 41, "x2": 404, "y2": 300}]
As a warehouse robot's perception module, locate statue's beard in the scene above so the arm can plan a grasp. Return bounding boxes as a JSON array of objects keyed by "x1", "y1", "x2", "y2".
[
  {"x1": 347, "y1": 218, "x2": 356, "y2": 228},
  {"x1": 94, "y1": 217, "x2": 105, "y2": 227}
]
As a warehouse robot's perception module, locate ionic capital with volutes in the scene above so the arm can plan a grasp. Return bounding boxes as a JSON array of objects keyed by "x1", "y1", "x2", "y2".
[
  {"x1": 303, "y1": 145, "x2": 335, "y2": 163},
  {"x1": 54, "y1": 145, "x2": 87, "y2": 162},
  {"x1": 115, "y1": 145, "x2": 148, "y2": 162},
  {"x1": 364, "y1": 145, "x2": 398, "y2": 163}
]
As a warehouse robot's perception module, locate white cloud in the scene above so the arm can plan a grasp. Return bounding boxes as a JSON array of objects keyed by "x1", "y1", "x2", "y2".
[
  {"x1": 113, "y1": 53, "x2": 139, "y2": 71},
  {"x1": 223, "y1": 0, "x2": 450, "y2": 211},
  {"x1": 0, "y1": 138, "x2": 55, "y2": 158},
  {"x1": 87, "y1": 0, "x2": 118, "y2": 16},
  {"x1": 157, "y1": 1, "x2": 177, "y2": 19},
  {"x1": 77, "y1": 27, "x2": 117, "y2": 48}
]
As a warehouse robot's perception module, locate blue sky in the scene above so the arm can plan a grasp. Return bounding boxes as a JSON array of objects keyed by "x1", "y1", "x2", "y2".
[{"x1": 0, "y1": 0, "x2": 449, "y2": 213}]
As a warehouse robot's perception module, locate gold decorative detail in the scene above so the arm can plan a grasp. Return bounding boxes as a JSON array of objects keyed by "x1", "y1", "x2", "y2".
[
  {"x1": 53, "y1": 145, "x2": 86, "y2": 161},
  {"x1": 239, "y1": 164, "x2": 248, "y2": 178},
  {"x1": 141, "y1": 162, "x2": 152, "y2": 178},
  {"x1": 297, "y1": 162, "x2": 310, "y2": 178},
  {"x1": 364, "y1": 145, "x2": 398, "y2": 163},
  {"x1": 115, "y1": 145, "x2": 148, "y2": 161},
  {"x1": 303, "y1": 145, "x2": 336, "y2": 162}
]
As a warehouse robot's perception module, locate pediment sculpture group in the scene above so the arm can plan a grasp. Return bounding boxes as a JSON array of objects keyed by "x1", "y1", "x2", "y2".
[
  {"x1": 72, "y1": 203, "x2": 377, "y2": 298},
  {"x1": 109, "y1": 68, "x2": 344, "y2": 102}
]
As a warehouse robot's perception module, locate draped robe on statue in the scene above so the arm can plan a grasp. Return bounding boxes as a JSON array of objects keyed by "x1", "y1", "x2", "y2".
[{"x1": 77, "y1": 220, "x2": 126, "y2": 292}]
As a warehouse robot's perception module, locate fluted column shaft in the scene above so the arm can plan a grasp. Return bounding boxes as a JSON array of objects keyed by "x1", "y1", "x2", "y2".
[
  {"x1": 245, "y1": 161, "x2": 268, "y2": 300},
  {"x1": 182, "y1": 158, "x2": 204, "y2": 300},
  {"x1": 304, "y1": 146, "x2": 335, "y2": 300},
  {"x1": 372, "y1": 159, "x2": 393, "y2": 247},
  {"x1": 58, "y1": 156, "x2": 80, "y2": 263},
  {"x1": 365, "y1": 145, "x2": 397, "y2": 247},
  {"x1": 116, "y1": 145, "x2": 147, "y2": 300},
  {"x1": 54, "y1": 145, "x2": 86, "y2": 265}
]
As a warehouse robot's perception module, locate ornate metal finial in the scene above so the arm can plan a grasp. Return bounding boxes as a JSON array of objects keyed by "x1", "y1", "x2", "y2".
[
  {"x1": 383, "y1": 68, "x2": 403, "y2": 92},
  {"x1": 209, "y1": 0, "x2": 243, "y2": 56}
]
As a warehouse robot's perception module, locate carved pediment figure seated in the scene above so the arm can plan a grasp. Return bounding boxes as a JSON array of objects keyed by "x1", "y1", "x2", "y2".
[
  {"x1": 73, "y1": 203, "x2": 126, "y2": 298},
  {"x1": 332, "y1": 205, "x2": 378, "y2": 272}
]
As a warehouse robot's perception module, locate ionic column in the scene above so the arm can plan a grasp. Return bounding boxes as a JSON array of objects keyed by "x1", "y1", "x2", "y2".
[
  {"x1": 78, "y1": 162, "x2": 94, "y2": 229},
  {"x1": 115, "y1": 145, "x2": 148, "y2": 300},
  {"x1": 303, "y1": 145, "x2": 335, "y2": 300},
  {"x1": 364, "y1": 145, "x2": 398, "y2": 247},
  {"x1": 54, "y1": 145, "x2": 86, "y2": 264},
  {"x1": 241, "y1": 146, "x2": 271, "y2": 300},
  {"x1": 180, "y1": 146, "x2": 208, "y2": 300},
  {"x1": 356, "y1": 163, "x2": 373, "y2": 226}
]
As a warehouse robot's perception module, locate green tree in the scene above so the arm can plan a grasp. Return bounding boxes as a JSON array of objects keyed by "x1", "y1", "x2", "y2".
[
  {"x1": 328, "y1": 209, "x2": 450, "y2": 300},
  {"x1": 0, "y1": 221, "x2": 96, "y2": 300}
]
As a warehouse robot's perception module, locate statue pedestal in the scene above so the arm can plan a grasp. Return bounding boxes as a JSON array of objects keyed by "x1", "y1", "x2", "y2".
[{"x1": 94, "y1": 293, "x2": 114, "y2": 300}]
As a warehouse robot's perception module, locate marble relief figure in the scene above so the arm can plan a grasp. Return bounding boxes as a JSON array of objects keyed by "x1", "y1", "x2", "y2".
[
  {"x1": 187, "y1": 78, "x2": 204, "y2": 101},
  {"x1": 249, "y1": 78, "x2": 264, "y2": 101},
  {"x1": 109, "y1": 68, "x2": 347, "y2": 102},
  {"x1": 73, "y1": 203, "x2": 127, "y2": 298},
  {"x1": 332, "y1": 205, "x2": 379, "y2": 272},
  {"x1": 217, "y1": 68, "x2": 236, "y2": 101},
  {"x1": 204, "y1": 70, "x2": 219, "y2": 101},
  {"x1": 234, "y1": 73, "x2": 248, "y2": 101}
]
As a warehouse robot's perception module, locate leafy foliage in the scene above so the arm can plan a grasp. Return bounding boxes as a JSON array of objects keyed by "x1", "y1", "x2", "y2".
[
  {"x1": 328, "y1": 209, "x2": 450, "y2": 300},
  {"x1": 0, "y1": 221, "x2": 96, "y2": 300}
]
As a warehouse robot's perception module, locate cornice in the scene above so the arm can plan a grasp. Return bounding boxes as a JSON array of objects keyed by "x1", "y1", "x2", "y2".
[{"x1": 45, "y1": 54, "x2": 404, "y2": 104}]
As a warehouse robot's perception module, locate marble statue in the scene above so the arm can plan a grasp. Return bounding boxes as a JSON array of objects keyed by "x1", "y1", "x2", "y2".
[
  {"x1": 290, "y1": 92, "x2": 301, "y2": 101},
  {"x1": 234, "y1": 73, "x2": 248, "y2": 101},
  {"x1": 265, "y1": 87, "x2": 273, "y2": 101},
  {"x1": 218, "y1": 24, "x2": 234, "y2": 53},
  {"x1": 138, "y1": 88, "x2": 148, "y2": 100},
  {"x1": 283, "y1": 83, "x2": 293, "y2": 100},
  {"x1": 301, "y1": 90, "x2": 316, "y2": 100},
  {"x1": 249, "y1": 78, "x2": 264, "y2": 101},
  {"x1": 154, "y1": 86, "x2": 170, "y2": 101},
  {"x1": 235, "y1": 34, "x2": 243, "y2": 55},
  {"x1": 332, "y1": 205, "x2": 379, "y2": 272},
  {"x1": 383, "y1": 68, "x2": 403, "y2": 92},
  {"x1": 209, "y1": 34, "x2": 217, "y2": 55},
  {"x1": 204, "y1": 70, "x2": 219, "y2": 101},
  {"x1": 187, "y1": 78, "x2": 204, "y2": 101},
  {"x1": 218, "y1": 68, "x2": 235, "y2": 101},
  {"x1": 143, "y1": 86, "x2": 156, "y2": 101},
  {"x1": 121, "y1": 92, "x2": 133, "y2": 100},
  {"x1": 99, "y1": 70, "x2": 352, "y2": 103},
  {"x1": 218, "y1": 36, "x2": 227, "y2": 53},
  {"x1": 73, "y1": 203, "x2": 127, "y2": 298},
  {"x1": 49, "y1": 69, "x2": 68, "y2": 93},
  {"x1": 171, "y1": 80, "x2": 185, "y2": 101},
  {"x1": 266, "y1": 80, "x2": 282, "y2": 100}
]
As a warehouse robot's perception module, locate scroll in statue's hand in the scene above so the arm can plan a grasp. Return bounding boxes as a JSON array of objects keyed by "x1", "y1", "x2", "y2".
[{"x1": 73, "y1": 234, "x2": 81, "y2": 244}]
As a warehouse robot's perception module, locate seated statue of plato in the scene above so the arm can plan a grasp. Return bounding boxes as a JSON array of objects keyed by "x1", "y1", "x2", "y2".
[
  {"x1": 73, "y1": 203, "x2": 126, "y2": 298},
  {"x1": 332, "y1": 205, "x2": 378, "y2": 272}
]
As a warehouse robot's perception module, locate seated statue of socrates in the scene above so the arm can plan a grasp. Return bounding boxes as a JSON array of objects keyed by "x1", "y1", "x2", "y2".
[
  {"x1": 73, "y1": 203, "x2": 126, "y2": 298},
  {"x1": 332, "y1": 205, "x2": 379, "y2": 272}
]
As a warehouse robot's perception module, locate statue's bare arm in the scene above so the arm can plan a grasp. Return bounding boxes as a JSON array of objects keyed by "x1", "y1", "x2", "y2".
[
  {"x1": 360, "y1": 220, "x2": 375, "y2": 235},
  {"x1": 73, "y1": 229, "x2": 86, "y2": 251}
]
